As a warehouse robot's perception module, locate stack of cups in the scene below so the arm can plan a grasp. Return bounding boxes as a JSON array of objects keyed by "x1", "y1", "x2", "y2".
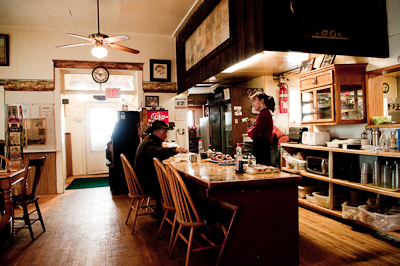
[
  {"x1": 382, "y1": 164, "x2": 391, "y2": 189},
  {"x1": 372, "y1": 160, "x2": 380, "y2": 186},
  {"x1": 395, "y1": 164, "x2": 400, "y2": 189},
  {"x1": 360, "y1": 163, "x2": 370, "y2": 185}
]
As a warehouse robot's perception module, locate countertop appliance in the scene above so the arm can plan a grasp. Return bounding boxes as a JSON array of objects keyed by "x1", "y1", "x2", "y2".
[
  {"x1": 289, "y1": 127, "x2": 308, "y2": 143},
  {"x1": 306, "y1": 156, "x2": 329, "y2": 176},
  {"x1": 106, "y1": 111, "x2": 141, "y2": 195},
  {"x1": 302, "y1": 132, "x2": 331, "y2": 146}
]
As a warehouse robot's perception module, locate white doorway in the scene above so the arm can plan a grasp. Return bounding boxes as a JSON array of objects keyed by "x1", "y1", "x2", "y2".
[{"x1": 84, "y1": 102, "x2": 117, "y2": 174}]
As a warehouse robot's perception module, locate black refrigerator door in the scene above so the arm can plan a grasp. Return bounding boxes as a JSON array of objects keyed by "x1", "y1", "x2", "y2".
[
  {"x1": 108, "y1": 111, "x2": 140, "y2": 195},
  {"x1": 210, "y1": 106, "x2": 222, "y2": 153}
]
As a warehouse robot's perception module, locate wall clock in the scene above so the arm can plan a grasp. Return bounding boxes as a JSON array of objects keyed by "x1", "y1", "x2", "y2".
[
  {"x1": 92, "y1": 67, "x2": 109, "y2": 83},
  {"x1": 383, "y1": 82, "x2": 389, "y2": 93}
]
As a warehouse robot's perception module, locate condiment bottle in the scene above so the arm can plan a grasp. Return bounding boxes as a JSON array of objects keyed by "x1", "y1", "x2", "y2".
[
  {"x1": 206, "y1": 143, "x2": 213, "y2": 158},
  {"x1": 235, "y1": 143, "x2": 244, "y2": 173}
]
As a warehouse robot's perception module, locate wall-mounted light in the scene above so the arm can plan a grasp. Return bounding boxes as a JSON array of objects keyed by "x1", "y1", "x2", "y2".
[{"x1": 91, "y1": 42, "x2": 108, "y2": 58}]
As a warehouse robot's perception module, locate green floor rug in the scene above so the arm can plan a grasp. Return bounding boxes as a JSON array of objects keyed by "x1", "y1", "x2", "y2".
[{"x1": 66, "y1": 177, "x2": 110, "y2": 190}]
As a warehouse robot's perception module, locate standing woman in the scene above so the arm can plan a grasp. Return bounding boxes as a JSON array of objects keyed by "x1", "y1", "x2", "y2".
[{"x1": 247, "y1": 92, "x2": 276, "y2": 165}]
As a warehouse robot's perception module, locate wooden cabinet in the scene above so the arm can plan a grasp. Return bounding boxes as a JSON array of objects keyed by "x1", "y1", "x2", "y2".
[
  {"x1": 281, "y1": 143, "x2": 400, "y2": 239},
  {"x1": 298, "y1": 64, "x2": 367, "y2": 125}
]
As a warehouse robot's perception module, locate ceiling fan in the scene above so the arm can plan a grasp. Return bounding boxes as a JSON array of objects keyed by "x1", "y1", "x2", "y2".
[{"x1": 56, "y1": 0, "x2": 139, "y2": 58}]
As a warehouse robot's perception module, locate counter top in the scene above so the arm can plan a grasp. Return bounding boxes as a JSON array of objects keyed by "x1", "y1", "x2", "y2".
[
  {"x1": 281, "y1": 143, "x2": 400, "y2": 158},
  {"x1": 23, "y1": 149, "x2": 56, "y2": 154},
  {"x1": 168, "y1": 159, "x2": 301, "y2": 190}
]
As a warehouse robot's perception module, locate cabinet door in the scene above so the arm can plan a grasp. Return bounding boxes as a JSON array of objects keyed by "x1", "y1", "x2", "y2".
[
  {"x1": 301, "y1": 90, "x2": 316, "y2": 122},
  {"x1": 315, "y1": 85, "x2": 334, "y2": 122},
  {"x1": 299, "y1": 70, "x2": 334, "y2": 90},
  {"x1": 339, "y1": 85, "x2": 366, "y2": 122}
]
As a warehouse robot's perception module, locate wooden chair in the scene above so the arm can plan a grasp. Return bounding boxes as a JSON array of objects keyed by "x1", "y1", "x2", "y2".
[
  {"x1": 0, "y1": 155, "x2": 11, "y2": 171},
  {"x1": 153, "y1": 158, "x2": 176, "y2": 251},
  {"x1": 120, "y1": 154, "x2": 163, "y2": 234},
  {"x1": 13, "y1": 156, "x2": 47, "y2": 241},
  {"x1": 164, "y1": 162, "x2": 222, "y2": 266}
]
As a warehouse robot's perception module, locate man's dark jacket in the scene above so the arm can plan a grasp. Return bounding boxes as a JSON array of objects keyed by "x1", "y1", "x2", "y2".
[{"x1": 134, "y1": 134, "x2": 176, "y2": 197}]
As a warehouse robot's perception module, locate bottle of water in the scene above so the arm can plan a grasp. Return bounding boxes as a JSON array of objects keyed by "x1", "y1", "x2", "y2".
[
  {"x1": 379, "y1": 130, "x2": 388, "y2": 150},
  {"x1": 235, "y1": 143, "x2": 244, "y2": 173},
  {"x1": 389, "y1": 130, "x2": 397, "y2": 151},
  {"x1": 198, "y1": 139, "x2": 204, "y2": 154}
]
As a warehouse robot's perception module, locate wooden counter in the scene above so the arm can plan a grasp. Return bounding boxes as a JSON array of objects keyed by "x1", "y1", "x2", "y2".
[
  {"x1": 169, "y1": 160, "x2": 301, "y2": 266},
  {"x1": 23, "y1": 151, "x2": 56, "y2": 194}
]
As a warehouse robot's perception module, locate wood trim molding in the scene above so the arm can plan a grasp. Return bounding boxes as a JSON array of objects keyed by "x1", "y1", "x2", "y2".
[
  {"x1": 366, "y1": 65, "x2": 400, "y2": 76},
  {"x1": 143, "y1": 82, "x2": 177, "y2": 93},
  {"x1": 53, "y1": 60, "x2": 143, "y2": 71},
  {"x1": 0, "y1": 79, "x2": 54, "y2": 91}
]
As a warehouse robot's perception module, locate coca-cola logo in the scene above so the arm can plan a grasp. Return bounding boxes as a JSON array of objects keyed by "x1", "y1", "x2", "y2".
[{"x1": 150, "y1": 112, "x2": 168, "y2": 121}]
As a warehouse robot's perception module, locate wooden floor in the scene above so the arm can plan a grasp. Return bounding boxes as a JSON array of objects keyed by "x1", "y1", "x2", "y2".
[{"x1": 1, "y1": 175, "x2": 400, "y2": 265}]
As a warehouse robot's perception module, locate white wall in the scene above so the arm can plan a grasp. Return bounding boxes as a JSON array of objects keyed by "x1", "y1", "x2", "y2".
[{"x1": 0, "y1": 26, "x2": 177, "y2": 82}]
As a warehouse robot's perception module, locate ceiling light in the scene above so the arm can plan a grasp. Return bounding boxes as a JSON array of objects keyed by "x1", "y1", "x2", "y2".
[
  {"x1": 221, "y1": 53, "x2": 266, "y2": 73},
  {"x1": 92, "y1": 42, "x2": 108, "y2": 58}
]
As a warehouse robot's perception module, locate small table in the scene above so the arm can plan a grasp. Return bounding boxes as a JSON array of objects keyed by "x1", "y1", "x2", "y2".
[
  {"x1": 168, "y1": 160, "x2": 301, "y2": 266},
  {"x1": 0, "y1": 168, "x2": 26, "y2": 240}
]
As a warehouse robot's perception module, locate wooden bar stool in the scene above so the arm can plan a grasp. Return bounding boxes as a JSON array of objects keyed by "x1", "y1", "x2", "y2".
[
  {"x1": 153, "y1": 158, "x2": 176, "y2": 251},
  {"x1": 13, "y1": 156, "x2": 47, "y2": 241},
  {"x1": 164, "y1": 162, "x2": 222, "y2": 266},
  {"x1": 120, "y1": 154, "x2": 163, "y2": 234}
]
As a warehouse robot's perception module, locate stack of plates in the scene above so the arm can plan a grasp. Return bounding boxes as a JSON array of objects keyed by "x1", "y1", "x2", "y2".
[{"x1": 361, "y1": 145, "x2": 378, "y2": 151}]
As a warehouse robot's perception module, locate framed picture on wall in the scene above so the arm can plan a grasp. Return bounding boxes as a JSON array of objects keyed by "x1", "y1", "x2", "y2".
[
  {"x1": 0, "y1": 34, "x2": 10, "y2": 66},
  {"x1": 299, "y1": 58, "x2": 315, "y2": 73},
  {"x1": 145, "y1": 96, "x2": 159, "y2": 107},
  {"x1": 150, "y1": 59, "x2": 171, "y2": 82},
  {"x1": 320, "y1": 54, "x2": 336, "y2": 67}
]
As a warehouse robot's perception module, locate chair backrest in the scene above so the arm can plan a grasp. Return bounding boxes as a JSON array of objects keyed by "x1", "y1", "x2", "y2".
[
  {"x1": 0, "y1": 155, "x2": 11, "y2": 171},
  {"x1": 153, "y1": 158, "x2": 174, "y2": 209},
  {"x1": 164, "y1": 162, "x2": 201, "y2": 224},
  {"x1": 20, "y1": 155, "x2": 47, "y2": 201},
  {"x1": 120, "y1": 154, "x2": 145, "y2": 197}
]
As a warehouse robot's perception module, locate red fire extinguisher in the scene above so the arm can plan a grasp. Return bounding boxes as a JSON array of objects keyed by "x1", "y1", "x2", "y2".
[{"x1": 279, "y1": 84, "x2": 288, "y2": 113}]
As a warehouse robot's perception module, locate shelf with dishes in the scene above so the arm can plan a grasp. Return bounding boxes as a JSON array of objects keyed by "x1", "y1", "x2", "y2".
[
  {"x1": 282, "y1": 166, "x2": 400, "y2": 198},
  {"x1": 282, "y1": 143, "x2": 400, "y2": 237}
]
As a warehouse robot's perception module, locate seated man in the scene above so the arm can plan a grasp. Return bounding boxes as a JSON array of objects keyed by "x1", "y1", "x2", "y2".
[{"x1": 134, "y1": 120, "x2": 187, "y2": 211}]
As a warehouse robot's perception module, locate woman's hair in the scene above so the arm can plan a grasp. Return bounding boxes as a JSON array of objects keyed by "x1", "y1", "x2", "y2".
[{"x1": 253, "y1": 92, "x2": 276, "y2": 112}]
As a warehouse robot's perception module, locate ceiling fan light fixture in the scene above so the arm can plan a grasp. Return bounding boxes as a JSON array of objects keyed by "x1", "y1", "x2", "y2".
[{"x1": 92, "y1": 45, "x2": 107, "y2": 58}]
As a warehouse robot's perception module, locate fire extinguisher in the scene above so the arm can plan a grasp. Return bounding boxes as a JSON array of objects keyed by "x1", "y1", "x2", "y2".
[{"x1": 279, "y1": 83, "x2": 288, "y2": 113}]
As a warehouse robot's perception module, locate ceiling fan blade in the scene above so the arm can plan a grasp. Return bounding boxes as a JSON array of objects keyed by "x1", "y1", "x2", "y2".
[
  {"x1": 56, "y1": 42, "x2": 94, "y2": 48},
  {"x1": 104, "y1": 35, "x2": 130, "y2": 43},
  {"x1": 106, "y1": 43, "x2": 140, "y2": 54},
  {"x1": 66, "y1": 33, "x2": 94, "y2": 42}
]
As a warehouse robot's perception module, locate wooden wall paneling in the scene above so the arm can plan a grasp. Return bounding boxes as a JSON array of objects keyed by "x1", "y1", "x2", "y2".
[
  {"x1": 17, "y1": 28, "x2": 31, "y2": 79},
  {"x1": 23, "y1": 152, "x2": 57, "y2": 195},
  {"x1": 231, "y1": 88, "x2": 257, "y2": 149},
  {"x1": 366, "y1": 73, "x2": 383, "y2": 125},
  {"x1": 65, "y1": 133, "x2": 73, "y2": 177},
  {"x1": 30, "y1": 28, "x2": 46, "y2": 79},
  {"x1": 176, "y1": 0, "x2": 264, "y2": 93},
  {"x1": 44, "y1": 29, "x2": 60, "y2": 79}
]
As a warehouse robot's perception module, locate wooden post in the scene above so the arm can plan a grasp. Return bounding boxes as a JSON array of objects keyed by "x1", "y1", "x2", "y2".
[{"x1": 65, "y1": 133, "x2": 73, "y2": 177}]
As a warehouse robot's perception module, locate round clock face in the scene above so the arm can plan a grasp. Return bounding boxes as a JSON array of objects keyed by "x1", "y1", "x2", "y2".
[
  {"x1": 383, "y1": 83, "x2": 389, "y2": 93},
  {"x1": 92, "y1": 67, "x2": 109, "y2": 83}
]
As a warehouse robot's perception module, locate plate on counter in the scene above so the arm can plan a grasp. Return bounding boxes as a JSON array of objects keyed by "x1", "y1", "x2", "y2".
[
  {"x1": 206, "y1": 158, "x2": 235, "y2": 164},
  {"x1": 218, "y1": 160, "x2": 235, "y2": 165}
]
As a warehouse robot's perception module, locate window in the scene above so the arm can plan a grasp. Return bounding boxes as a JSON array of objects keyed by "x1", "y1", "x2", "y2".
[
  {"x1": 188, "y1": 110, "x2": 194, "y2": 127},
  {"x1": 289, "y1": 87, "x2": 301, "y2": 126}
]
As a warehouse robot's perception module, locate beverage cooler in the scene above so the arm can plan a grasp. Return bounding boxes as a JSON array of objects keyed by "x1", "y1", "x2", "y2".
[
  {"x1": 209, "y1": 103, "x2": 233, "y2": 156},
  {"x1": 106, "y1": 111, "x2": 141, "y2": 195}
]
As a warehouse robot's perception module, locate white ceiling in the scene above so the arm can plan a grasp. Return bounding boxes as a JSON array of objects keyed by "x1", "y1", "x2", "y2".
[{"x1": 0, "y1": 0, "x2": 199, "y2": 36}]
